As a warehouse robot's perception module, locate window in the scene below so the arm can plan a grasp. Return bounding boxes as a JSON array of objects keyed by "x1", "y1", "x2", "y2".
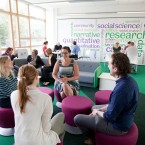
[
  {"x1": 30, "y1": 19, "x2": 45, "y2": 38},
  {"x1": 0, "y1": 0, "x2": 9, "y2": 11},
  {"x1": 18, "y1": 1, "x2": 28, "y2": 16},
  {"x1": 12, "y1": 15, "x2": 19, "y2": 47},
  {"x1": 0, "y1": 0, "x2": 46, "y2": 54},
  {"x1": 19, "y1": 17, "x2": 29, "y2": 38},
  {"x1": 11, "y1": 0, "x2": 17, "y2": 13},
  {"x1": 0, "y1": 13, "x2": 12, "y2": 47},
  {"x1": 29, "y1": 5, "x2": 45, "y2": 19},
  {"x1": 31, "y1": 39, "x2": 45, "y2": 46}
]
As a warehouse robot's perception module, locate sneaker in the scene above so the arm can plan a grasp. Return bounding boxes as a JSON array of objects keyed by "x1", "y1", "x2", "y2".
[{"x1": 42, "y1": 82, "x2": 50, "y2": 86}]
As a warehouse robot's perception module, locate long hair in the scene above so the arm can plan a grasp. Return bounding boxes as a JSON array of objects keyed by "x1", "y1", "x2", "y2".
[
  {"x1": 18, "y1": 64, "x2": 38, "y2": 113},
  {"x1": 0, "y1": 56, "x2": 13, "y2": 78}
]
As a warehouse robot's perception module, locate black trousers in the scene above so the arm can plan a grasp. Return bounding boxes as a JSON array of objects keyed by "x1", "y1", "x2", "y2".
[
  {"x1": 70, "y1": 54, "x2": 78, "y2": 59},
  {"x1": 41, "y1": 66, "x2": 53, "y2": 82},
  {"x1": 0, "y1": 97, "x2": 12, "y2": 108}
]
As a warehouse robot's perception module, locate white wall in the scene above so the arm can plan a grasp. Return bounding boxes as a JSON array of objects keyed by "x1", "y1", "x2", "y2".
[
  {"x1": 45, "y1": 1, "x2": 145, "y2": 64},
  {"x1": 46, "y1": 8, "x2": 58, "y2": 49},
  {"x1": 46, "y1": 1, "x2": 145, "y2": 43}
]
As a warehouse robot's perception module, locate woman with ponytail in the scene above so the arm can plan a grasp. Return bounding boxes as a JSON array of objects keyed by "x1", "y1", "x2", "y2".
[{"x1": 11, "y1": 64, "x2": 65, "y2": 145}]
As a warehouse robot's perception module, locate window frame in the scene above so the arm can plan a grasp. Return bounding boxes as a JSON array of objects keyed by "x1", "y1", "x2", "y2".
[{"x1": 0, "y1": 0, "x2": 46, "y2": 53}]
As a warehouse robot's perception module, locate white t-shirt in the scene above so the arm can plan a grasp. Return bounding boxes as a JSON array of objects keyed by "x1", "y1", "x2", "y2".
[
  {"x1": 125, "y1": 46, "x2": 138, "y2": 64},
  {"x1": 11, "y1": 89, "x2": 60, "y2": 145}
]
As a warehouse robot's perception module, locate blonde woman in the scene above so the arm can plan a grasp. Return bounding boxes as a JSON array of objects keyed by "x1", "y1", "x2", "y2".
[
  {"x1": 11, "y1": 64, "x2": 65, "y2": 145},
  {"x1": 0, "y1": 56, "x2": 17, "y2": 108},
  {"x1": 41, "y1": 48, "x2": 57, "y2": 86}
]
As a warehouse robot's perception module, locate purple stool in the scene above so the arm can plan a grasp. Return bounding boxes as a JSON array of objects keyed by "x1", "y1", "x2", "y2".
[
  {"x1": 38, "y1": 87, "x2": 54, "y2": 101},
  {"x1": 57, "y1": 142, "x2": 63, "y2": 145},
  {"x1": 0, "y1": 108, "x2": 15, "y2": 136},
  {"x1": 94, "y1": 90, "x2": 112, "y2": 105},
  {"x1": 54, "y1": 89, "x2": 66, "y2": 108},
  {"x1": 95, "y1": 123, "x2": 138, "y2": 145},
  {"x1": 54, "y1": 89, "x2": 63, "y2": 102},
  {"x1": 62, "y1": 96, "x2": 92, "y2": 134}
]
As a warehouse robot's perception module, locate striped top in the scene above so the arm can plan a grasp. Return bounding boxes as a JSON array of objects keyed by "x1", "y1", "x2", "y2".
[
  {"x1": 58, "y1": 59, "x2": 74, "y2": 78},
  {"x1": 0, "y1": 75, "x2": 17, "y2": 99}
]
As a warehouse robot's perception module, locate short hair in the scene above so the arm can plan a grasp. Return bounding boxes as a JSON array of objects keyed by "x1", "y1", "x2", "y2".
[
  {"x1": 62, "y1": 46, "x2": 71, "y2": 53},
  {"x1": 5, "y1": 47, "x2": 13, "y2": 53},
  {"x1": 43, "y1": 41, "x2": 48, "y2": 45},
  {"x1": 131, "y1": 42, "x2": 134, "y2": 46},
  {"x1": 32, "y1": 49, "x2": 38, "y2": 55},
  {"x1": 73, "y1": 41, "x2": 77, "y2": 45},
  {"x1": 128, "y1": 41, "x2": 131, "y2": 44},
  {"x1": 111, "y1": 53, "x2": 131, "y2": 76}
]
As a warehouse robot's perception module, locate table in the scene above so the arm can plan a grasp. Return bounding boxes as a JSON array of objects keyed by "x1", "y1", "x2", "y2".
[{"x1": 99, "y1": 73, "x2": 116, "y2": 90}]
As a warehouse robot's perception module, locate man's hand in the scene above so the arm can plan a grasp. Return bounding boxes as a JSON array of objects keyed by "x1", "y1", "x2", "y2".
[{"x1": 89, "y1": 109, "x2": 98, "y2": 116}]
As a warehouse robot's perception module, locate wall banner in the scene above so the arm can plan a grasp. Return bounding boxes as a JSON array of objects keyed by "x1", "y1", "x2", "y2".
[{"x1": 58, "y1": 18, "x2": 145, "y2": 64}]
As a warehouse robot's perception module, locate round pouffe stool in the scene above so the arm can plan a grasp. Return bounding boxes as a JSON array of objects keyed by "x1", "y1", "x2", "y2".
[
  {"x1": 38, "y1": 87, "x2": 54, "y2": 101},
  {"x1": 0, "y1": 108, "x2": 15, "y2": 136},
  {"x1": 94, "y1": 90, "x2": 112, "y2": 105},
  {"x1": 95, "y1": 123, "x2": 138, "y2": 145},
  {"x1": 62, "y1": 96, "x2": 92, "y2": 134}
]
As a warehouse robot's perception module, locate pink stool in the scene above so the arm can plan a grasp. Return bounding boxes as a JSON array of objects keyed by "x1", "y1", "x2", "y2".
[
  {"x1": 0, "y1": 108, "x2": 15, "y2": 136},
  {"x1": 38, "y1": 87, "x2": 54, "y2": 101},
  {"x1": 94, "y1": 90, "x2": 112, "y2": 105},
  {"x1": 54, "y1": 89, "x2": 63, "y2": 103},
  {"x1": 62, "y1": 96, "x2": 92, "y2": 134},
  {"x1": 54, "y1": 89, "x2": 67, "y2": 108},
  {"x1": 95, "y1": 123, "x2": 138, "y2": 145}
]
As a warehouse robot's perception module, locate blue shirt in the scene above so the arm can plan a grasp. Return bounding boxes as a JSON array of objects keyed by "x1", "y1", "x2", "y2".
[
  {"x1": 103, "y1": 76, "x2": 139, "y2": 131},
  {"x1": 71, "y1": 45, "x2": 80, "y2": 55}
]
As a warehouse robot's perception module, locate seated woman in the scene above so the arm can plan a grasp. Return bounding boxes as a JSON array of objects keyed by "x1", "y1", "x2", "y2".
[
  {"x1": 112, "y1": 42, "x2": 121, "y2": 53},
  {"x1": 52, "y1": 46, "x2": 80, "y2": 99},
  {"x1": 11, "y1": 64, "x2": 65, "y2": 145},
  {"x1": 27, "y1": 49, "x2": 44, "y2": 68},
  {"x1": 2, "y1": 47, "x2": 19, "y2": 75},
  {"x1": 0, "y1": 56, "x2": 17, "y2": 108},
  {"x1": 41, "y1": 48, "x2": 57, "y2": 86},
  {"x1": 74, "y1": 53, "x2": 139, "y2": 145}
]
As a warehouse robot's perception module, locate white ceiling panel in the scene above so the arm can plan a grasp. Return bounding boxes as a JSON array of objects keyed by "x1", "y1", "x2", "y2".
[{"x1": 25, "y1": 0, "x2": 145, "y2": 9}]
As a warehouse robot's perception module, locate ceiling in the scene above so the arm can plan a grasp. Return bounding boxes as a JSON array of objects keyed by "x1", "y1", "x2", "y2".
[{"x1": 25, "y1": 0, "x2": 145, "y2": 9}]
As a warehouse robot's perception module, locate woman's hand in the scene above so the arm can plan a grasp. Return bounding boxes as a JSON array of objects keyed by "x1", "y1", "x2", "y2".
[{"x1": 61, "y1": 76, "x2": 68, "y2": 83}]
